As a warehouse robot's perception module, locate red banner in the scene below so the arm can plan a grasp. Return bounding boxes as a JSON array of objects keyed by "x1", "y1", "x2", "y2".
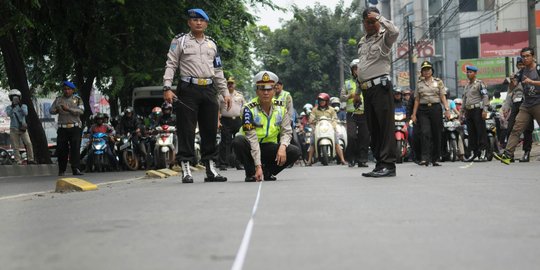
[{"x1": 480, "y1": 31, "x2": 528, "y2": 57}]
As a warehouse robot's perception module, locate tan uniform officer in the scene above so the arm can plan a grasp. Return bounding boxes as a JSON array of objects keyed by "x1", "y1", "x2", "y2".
[
  {"x1": 411, "y1": 61, "x2": 451, "y2": 166},
  {"x1": 162, "y1": 8, "x2": 230, "y2": 183},
  {"x1": 217, "y1": 76, "x2": 245, "y2": 170},
  {"x1": 232, "y1": 71, "x2": 301, "y2": 182},
  {"x1": 357, "y1": 6, "x2": 399, "y2": 178},
  {"x1": 50, "y1": 81, "x2": 84, "y2": 176},
  {"x1": 460, "y1": 65, "x2": 490, "y2": 162}
]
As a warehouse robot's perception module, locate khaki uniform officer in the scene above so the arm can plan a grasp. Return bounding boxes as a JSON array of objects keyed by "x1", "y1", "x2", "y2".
[
  {"x1": 217, "y1": 76, "x2": 245, "y2": 170},
  {"x1": 163, "y1": 8, "x2": 230, "y2": 183},
  {"x1": 357, "y1": 6, "x2": 399, "y2": 178},
  {"x1": 50, "y1": 81, "x2": 84, "y2": 176},
  {"x1": 232, "y1": 71, "x2": 301, "y2": 182},
  {"x1": 411, "y1": 61, "x2": 451, "y2": 166},
  {"x1": 460, "y1": 65, "x2": 490, "y2": 162}
]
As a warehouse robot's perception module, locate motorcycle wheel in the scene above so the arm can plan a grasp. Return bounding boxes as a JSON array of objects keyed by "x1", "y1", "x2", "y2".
[
  {"x1": 486, "y1": 136, "x2": 496, "y2": 161},
  {"x1": 396, "y1": 140, "x2": 403, "y2": 164},
  {"x1": 321, "y1": 145, "x2": 329, "y2": 166},
  {"x1": 122, "y1": 150, "x2": 139, "y2": 171},
  {"x1": 95, "y1": 155, "x2": 104, "y2": 172},
  {"x1": 450, "y1": 139, "x2": 458, "y2": 162}
]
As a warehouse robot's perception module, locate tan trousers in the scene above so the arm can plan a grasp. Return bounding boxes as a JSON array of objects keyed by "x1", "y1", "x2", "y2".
[
  {"x1": 505, "y1": 104, "x2": 540, "y2": 156},
  {"x1": 9, "y1": 128, "x2": 34, "y2": 162}
]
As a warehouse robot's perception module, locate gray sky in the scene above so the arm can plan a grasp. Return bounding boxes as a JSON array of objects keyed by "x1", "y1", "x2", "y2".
[{"x1": 251, "y1": 0, "x2": 353, "y2": 30}]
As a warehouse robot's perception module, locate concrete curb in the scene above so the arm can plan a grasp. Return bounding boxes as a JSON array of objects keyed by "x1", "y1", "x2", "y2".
[{"x1": 0, "y1": 164, "x2": 58, "y2": 178}]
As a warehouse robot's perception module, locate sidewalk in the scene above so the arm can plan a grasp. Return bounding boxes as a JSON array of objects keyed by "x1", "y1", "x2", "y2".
[{"x1": 0, "y1": 164, "x2": 58, "y2": 178}]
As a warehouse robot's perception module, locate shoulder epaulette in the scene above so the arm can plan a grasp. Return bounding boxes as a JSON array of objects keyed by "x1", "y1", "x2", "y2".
[
  {"x1": 174, "y1": 33, "x2": 186, "y2": 39},
  {"x1": 247, "y1": 101, "x2": 258, "y2": 109},
  {"x1": 273, "y1": 99, "x2": 284, "y2": 106},
  {"x1": 207, "y1": 36, "x2": 218, "y2": 46}
]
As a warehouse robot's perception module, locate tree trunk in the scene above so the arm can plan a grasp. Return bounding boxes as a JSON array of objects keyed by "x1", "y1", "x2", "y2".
[{"x1": 0, "y1": 32, "x2": 52, "y2": 164}]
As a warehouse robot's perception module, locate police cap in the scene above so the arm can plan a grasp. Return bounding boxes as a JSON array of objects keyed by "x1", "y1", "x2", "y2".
[
  {"x1": 188, "y1": 8, "x2": 209, "y2": 22},
  {"x1": 466, "y1": 65, "x2": 478, "y2": 72},
  {"x1": 420, "y1": 61, "x2": 433, "y2": 70},
  {"x1": 227, "y1": 76, "x2": 235, "y2": 83},
  {"x1": 63, "y1": 81, "x2": 76, "y2": 89},
  {"x1": 254, "y1": 71, "x2": 279, "y2": 90}
]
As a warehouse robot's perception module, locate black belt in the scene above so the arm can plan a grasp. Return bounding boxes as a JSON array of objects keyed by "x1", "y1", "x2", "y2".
[
  {"x1": 221, "y1": 116, "x2": 241, "y2": 120},
  {"x1": 419, "y1": 103, "x2": 440, "y2": 107}
]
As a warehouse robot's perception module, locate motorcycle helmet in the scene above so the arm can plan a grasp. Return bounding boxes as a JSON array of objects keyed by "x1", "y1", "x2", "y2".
[
  {"x1": 349, "y1": 59, "x2": 360, "y2": 69},
  {"x1": 330, "y1": 97, "x2": 341, "y2": 110},
  {"x1": 303, "y1": 103, "x2": 313, "y2": 113},
  {"x1": 8, "y1": 89, "x2": 22, "y2": 101},
  {"x1": 161, "y1": 102, "x2": 173, "y2": 114},
  {"x1": 124, "y1": 107, "x2": 134, "y2": 114},
  {"x1": 454, "y1": 98, "x2": 463, "y2": 105},
  {"x1": 317, "y1": 93, "x2": 330, "y2": 109},
  {"x1": 152, "y1": 107, "x2": 162, "y2": 116},
  {"x1": 94, "y1": 113, "x2": 105, "y2": 124}
]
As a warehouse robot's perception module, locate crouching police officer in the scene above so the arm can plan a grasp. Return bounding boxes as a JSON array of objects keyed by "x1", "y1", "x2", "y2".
[
  {"x1": 50, "y1": 81, "x2": 84, "y2": 176},
  {"x1": 232, "y1": 71, "x2": 301, "y2": 182}
]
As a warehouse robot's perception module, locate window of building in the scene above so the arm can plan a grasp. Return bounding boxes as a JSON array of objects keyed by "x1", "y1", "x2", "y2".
[
  {"x1": 461, "y1": 37, "x2": 479, "y2": 59},
  {"x1": 459, "y1": 0, "x2": 478, "y2": 12}
]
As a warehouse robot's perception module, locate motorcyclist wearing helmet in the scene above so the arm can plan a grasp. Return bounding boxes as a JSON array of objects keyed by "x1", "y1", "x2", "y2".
[
  {"x1": 158, "y1": 102, "x2": 177, "y2": 126},
  {"x1": 117, "y1": 107, "x2": 148, "y2": 167},
  {"x1": 340, "y1": 58, "x2": 370, "y2": 168},
  {"x1": 148, "y1": 107, "x2": 162, "y2": 130},
  {"x1": 330, "y1": 97, "x2": 346, "y2": 121},
  {"x1": 306, "y1": 93, "x2": 347, "y2": 165},
  {"x1": 5, "y1": 89, "x2": 35, "y2": 164},
  {"x1": 86, "y1": 113, "x2": 118, "y2": 171}
]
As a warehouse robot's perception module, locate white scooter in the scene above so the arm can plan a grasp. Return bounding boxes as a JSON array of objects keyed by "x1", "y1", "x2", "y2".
[
  {"x1": 154, "y1": 124, "x2": 177, "y2": 169},
  {"x1": 313, "y1": 116, "x2": 335, "y2": 166},
  {"x1": 336, "y1": 120, "x2": 347, "y2": 159}
]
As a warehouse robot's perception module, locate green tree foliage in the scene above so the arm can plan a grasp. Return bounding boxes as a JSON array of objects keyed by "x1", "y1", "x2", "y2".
[{"x1": 252, "y1": 2, "x2": 363, "y2": 110}]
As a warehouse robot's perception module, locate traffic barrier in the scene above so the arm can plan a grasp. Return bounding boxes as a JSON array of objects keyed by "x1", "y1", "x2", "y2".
[{"x1": 55, "y1": 178, "x2": 98, "y2": 192}]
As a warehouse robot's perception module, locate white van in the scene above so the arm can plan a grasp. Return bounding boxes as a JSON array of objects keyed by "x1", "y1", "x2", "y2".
[{"x1": 132, "y1": 86, "x2": 177, "y2": 117}]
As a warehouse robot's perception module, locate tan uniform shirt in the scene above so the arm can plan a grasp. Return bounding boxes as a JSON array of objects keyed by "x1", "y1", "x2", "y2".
[
  {"x1": 219, "y1": 90, "x2": 245, "y2": 118},
  {"x1": 49, "y1": 95, "x2": 84, "y2": 126},
  {"x1": 416, "y1": 77, "x2": 446, "y2": 104},
  {"x1": 357, "y1": 16, "x2": 399, "y2": 81},
  {"x1": 244, "y1": 104, "x2": 292, "y2": 166},
  {"x1": 461, "y1": 79, "x2": 489, "y2": 113},
  {"x1": 163, "y1": 32, "x2": 229, "y2": 97}
]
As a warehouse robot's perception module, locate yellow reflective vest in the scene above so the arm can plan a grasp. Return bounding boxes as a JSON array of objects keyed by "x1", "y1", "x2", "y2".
[
  {"x1": 241, "y1": 98, "x2": 286, "y2": 143},
  {"x1": 344, "y1": 79, "x2": 364, "y2": 113}
]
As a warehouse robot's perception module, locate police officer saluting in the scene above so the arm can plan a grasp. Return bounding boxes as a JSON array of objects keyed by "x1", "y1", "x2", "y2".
[
  {"x1": 232, "y1": 71, "x2": 301, "y2": 182},
  {"x1": 357, "y1": 6, "x2": 399, "y2": 177},
  {"x1": 50, "y1": 81, "x2": 84, "y2": 176},
  {"x1": 163, "y1": 8, "x2": 231, "y2": 183},
  {"x1": 460, "y1": 65, "x2": 490, "y2": 162},
  {"x1": 411, "y1": 61, "x2": 451, "y2": 166}
]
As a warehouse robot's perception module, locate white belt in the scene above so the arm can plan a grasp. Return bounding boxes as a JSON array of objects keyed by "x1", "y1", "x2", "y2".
[
  {"x1": 180, "y1": 76, "x2": 213, "y2": 86},
  {"x1": 359, "y1": 75, "x2": 390, "y2": 90},
  {"x1": 59, "y1": 123, "x2": 79, "y2": 128}
]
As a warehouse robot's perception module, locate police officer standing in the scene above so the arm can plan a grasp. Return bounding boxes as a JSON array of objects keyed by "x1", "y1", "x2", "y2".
[
  {"x1": 50, "y1": 81, "x2": 84, "y2": 176},
  {"x1": 340, "y1": 59, "x2": 369, "y2": 168},
  {"x1": 411, "y1": 61, "x2": 451, "y2": 166},
  {"x1": 357, "y1": 6, "x2": 399, "y2": 177},
  {"x1": 218, "y1": 76, "x2": 245, "y2": 170},
  {"x1": 274, "y1": 81, "x2": 294, "y2": 120},
  {"x1": 460, "y1": 65, "x2": 490, "y2": 162},
  {"x1": 163, "y1": 8, "x2": 231, "y2": 183},
  {"x1": 232, "y1": 71, "x2": 301, "y2": 182}
]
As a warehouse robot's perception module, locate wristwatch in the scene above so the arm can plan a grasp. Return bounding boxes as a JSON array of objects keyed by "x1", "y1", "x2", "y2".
[{"x1": 163, "y1": 86, "x2": 171, "y2": 92}]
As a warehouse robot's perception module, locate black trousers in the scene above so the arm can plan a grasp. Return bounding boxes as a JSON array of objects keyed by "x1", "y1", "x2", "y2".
[
  {"x1": 57, "y1": 127, "x2": 82, "y2": 172},
  {"x1": 506, "y1": 101, "x2": 533, "y2": 151},
  {"x1": 362, "y1": 82, "x2": 396, "y2": 170},
  {"x1": 175, "y1": 82, "x2": 219, "y2": 164},
  {"x1": 345, "y1": 112, "x2": 369, "y2": 163},
  {"x1": 219, "y1": 116, "x2": 242, "y2": 166},
  {"x1": 465, "y1": 108, "x2": 488, "y2": 154},
  {"x1": 417, "y1": 103, "x2": 443, "y2": 162},
  {"x1": 232, "y1": 135, "x2": 301, "y2": 177}
]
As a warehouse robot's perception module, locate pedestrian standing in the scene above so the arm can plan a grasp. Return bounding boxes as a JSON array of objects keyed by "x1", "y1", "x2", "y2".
[
  {"x1": 340, "y1": 59, "x2": 369, "y2": 168},
  {"x1": 218, "y1": 76, "x2": 245, "y2": 170},
  {"x1": 495, "y1": 47, "x2": 540, "y2": 164},
  {"x1": 460, "y1": 65, "x2": 490, "y2": 162},
  {"x1": 411, "y1": 61, "x2": 451, "y2": 166},
  {"x1": 50, "y1": 81, "x2": 84, "y2": 176},
  {"x1": 163, "y1": 8, "x2": 231, "y2": 183},
  {"x1": 232, "y1": 71, "x2": 301, "y2": 182},
  {"x1": 5, "y1": 89, "x2": 35, "y2": 164},
  {"x1": 357, "y1": 6, "x2": 399, "y2": 177}
]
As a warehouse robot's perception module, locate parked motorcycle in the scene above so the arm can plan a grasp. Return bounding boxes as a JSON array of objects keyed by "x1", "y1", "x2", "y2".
[
  {"x1": 394, "y1": 108, "x2": 409, "y2": 163},
  {"x1": 117, "y1": 133, "x2": 139, "y2": 171},
  {"x1": 0, "y1": 148, "x2": 15, "y2": 165},
  {"x1": 336, "y1": 120, "x2": 347, "y2": 161},
  {"x1": 313, "y1": 116, "x2": 335, "y2": 166},
  {"x1": 154, "y1": 125, "x2": 177, "y2": 169},
  {"x1": 442, "y1": 112, "x2": 462, "y2": 162},
  {"x1": 88, "y1": 132, "x2": 110, "y2": 172}
]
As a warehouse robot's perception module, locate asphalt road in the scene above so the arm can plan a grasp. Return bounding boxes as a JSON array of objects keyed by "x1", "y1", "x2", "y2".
[{"x1": 1, "y1": 160, "x2": 540, "y2": 270}]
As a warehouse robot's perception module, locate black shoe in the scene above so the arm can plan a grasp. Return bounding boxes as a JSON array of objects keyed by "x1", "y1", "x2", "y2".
[
  {"x1": 182, "y1": 175, "x2": 194, "y2": 183},
  {"x1": 264, "y1": 174, "x2": 277, "y2": 181},
  {"x1": 519, "y1": 151, "x2": 530, "y2": 162},
  {"x1": 418, "y1": 160, "x2": 428, "y2": 166},
  {"x1": 58, "y1": 171, "x2": 65, "y2": 176},
  {"x1": 370, "y1": 168, "x2": 396, "y2": 178},
  {"x1": 245, "y1": 176, "x2": 257, "y2": 182},
  {"x1": 348, "y1": 160, "x2": 356, "y2": 168},
  {"x1": 362, "y1": 167, "x2": 381, "y2": 177},
  {"x1": 357, "y1": 162, "x2": 368, "y2": 168},
  {"x1": 204, "y1": 160, "x2": 227, "y2": 182},
  {"x1": 236, "y1": 164, "x2": 244, "y2": 170},
  {"x1": 432, "y1": 162, "x2": 441, "y2": 167},
  {"x1": 72, "y1": 169, "x2": 84, "y2": 176},
  {"x1": 205, "y1": 174, "x2": 227, "y2": 182},
  {"x1": 180, "y1": 161, "x2": 193, "y2": 183}
]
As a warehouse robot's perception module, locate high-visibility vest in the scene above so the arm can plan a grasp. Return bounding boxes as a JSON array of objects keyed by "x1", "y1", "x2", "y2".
[
  {"x1": 241, "y1": 98, "x2": 285, "y2": 143},
  {"x1": 344, "y1": 79, "x2": 363, "y2": 113}
]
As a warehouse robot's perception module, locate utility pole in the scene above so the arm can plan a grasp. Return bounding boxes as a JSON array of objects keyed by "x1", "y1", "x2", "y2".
[
  {"x1": 338, "y1": 38, "x2": 344, "y2": 93},
  {"x1": 528, "y1": 0, "x2": 537, "y2": 54},
  {"x1": 407, "y1": 19, "x2": 416, "y2": 90}
]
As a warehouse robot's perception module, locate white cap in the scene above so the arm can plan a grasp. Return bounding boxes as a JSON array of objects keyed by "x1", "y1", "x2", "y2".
[{"x1": 254, "y1": 71, "x2": 279, "y2": 90}]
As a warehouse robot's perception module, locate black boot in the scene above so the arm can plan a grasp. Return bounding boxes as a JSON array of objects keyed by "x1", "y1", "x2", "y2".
[
  {"x1": 519, "y1": 151, "x2": 530, "y2": 162},
  {"x1": 204, "y1": 160, "x2": 227, "y2": 182},
  {"x1": 72, "y1": 168, "x2": 84, "y2": 176},
  {"x1": 180, "y1": 161, "x2": 193, "y2": 183}
]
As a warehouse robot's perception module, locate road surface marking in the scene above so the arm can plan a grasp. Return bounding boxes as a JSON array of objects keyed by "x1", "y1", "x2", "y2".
[
  {"x1": 231, "y1": 181, "x2": 263, "y2": 270},
  {"x1": 459, "y1": 162, "x2": 474, "y2": 169}
]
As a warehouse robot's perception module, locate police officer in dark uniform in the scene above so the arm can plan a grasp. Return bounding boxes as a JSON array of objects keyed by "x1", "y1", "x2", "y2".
[
  {"x1": 163, "y1": 8, "x2": 231, "y2": 183},
  {"x1": 50, "y1": 81, "x2": 84, "y2": 176},
  {"x1": 411, "y1": 61, "x2": 451, "y2": 166}
]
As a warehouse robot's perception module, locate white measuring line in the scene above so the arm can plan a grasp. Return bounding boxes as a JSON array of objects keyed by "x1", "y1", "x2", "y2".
[
  {"x1": 0, "y1": 176, "x2": 146, "y2": 201},
  {"x1": 459, "y1": 162, "x2": 474, "y2": 169},
  {"x1": 231, "y1": 181, "x2": 263, "y2": 270}
]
